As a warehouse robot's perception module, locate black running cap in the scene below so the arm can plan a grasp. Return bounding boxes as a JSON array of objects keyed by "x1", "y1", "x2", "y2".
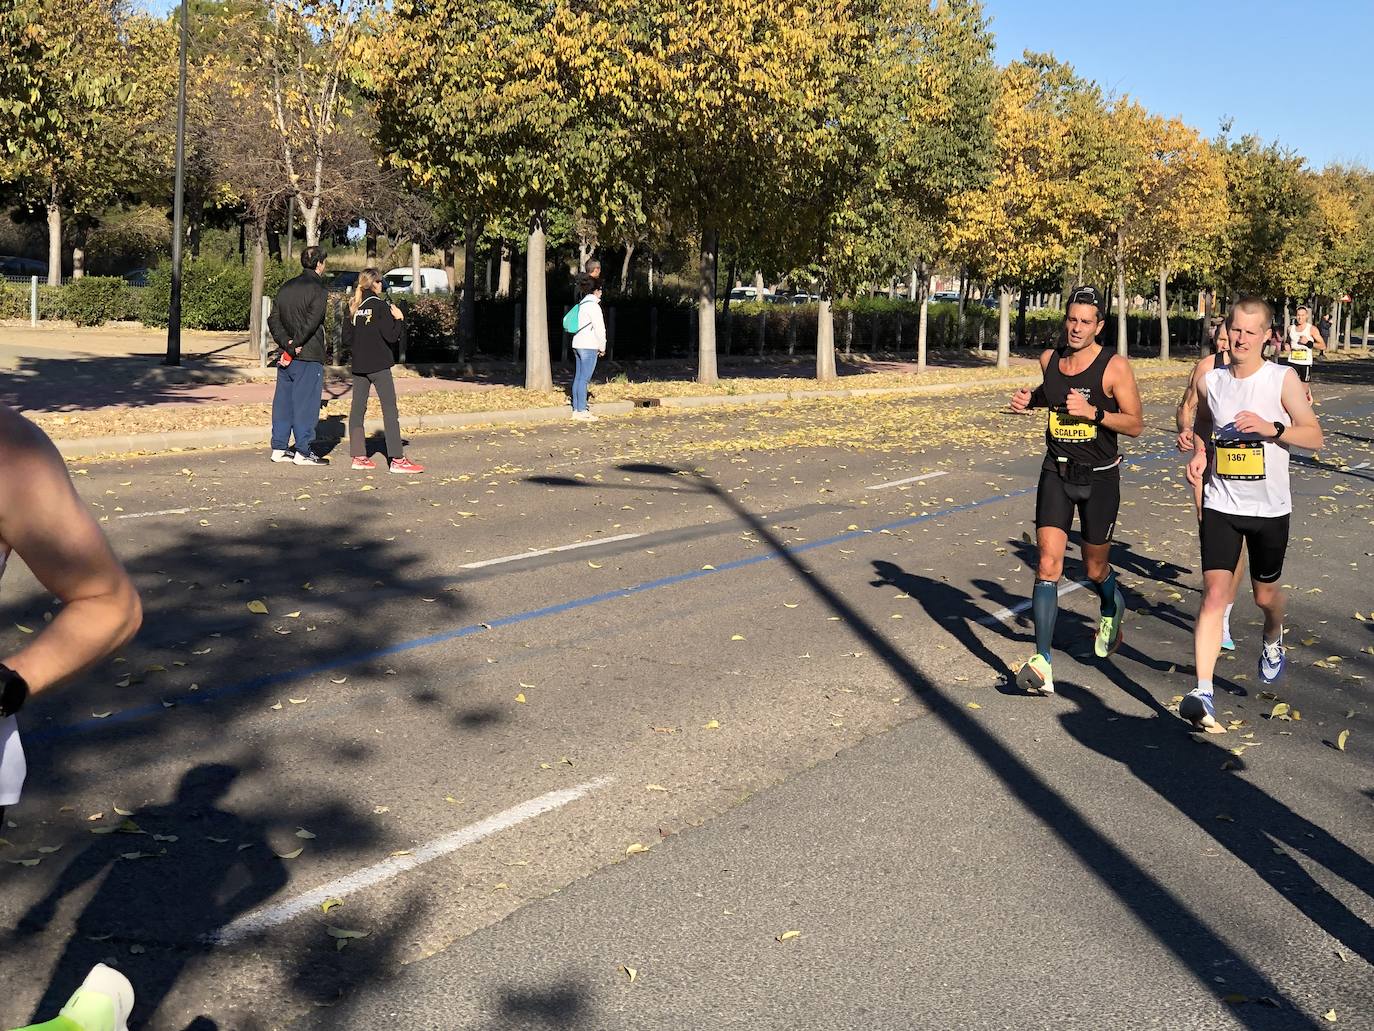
[{"x1": 1066, "y1": 285, "x2": 1105, "y2": 315}]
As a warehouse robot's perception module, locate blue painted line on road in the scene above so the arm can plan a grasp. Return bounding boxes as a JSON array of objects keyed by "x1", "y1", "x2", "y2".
[{"x1": 32, "y1": 447, "x2": 1181, "y2": 744}]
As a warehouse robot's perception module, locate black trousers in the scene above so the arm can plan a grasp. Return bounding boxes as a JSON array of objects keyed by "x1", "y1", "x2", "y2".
[{"x1": 349, "y1": 368, "x2": 403, "y2": 459}]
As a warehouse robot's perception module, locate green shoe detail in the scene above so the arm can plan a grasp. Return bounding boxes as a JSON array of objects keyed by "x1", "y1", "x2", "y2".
[
  {"x1": 1094, "y1": 588, "x2": 1125, "y2": 658},
  {"x1": 1015, "y1": 653, "x2": 1054, "y2": 695}
]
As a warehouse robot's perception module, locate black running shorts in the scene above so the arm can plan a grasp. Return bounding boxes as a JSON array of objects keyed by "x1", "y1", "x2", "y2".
[
  {"x1": 1200, "y1": 508, "x2": 1290, "y2": 583},
  {"x1": 1293, "y1": 363, "x2": 1313, "y2": 384},
  {"x1": 1035, "y1": 464, "x2": 1120, "y2": 546}
]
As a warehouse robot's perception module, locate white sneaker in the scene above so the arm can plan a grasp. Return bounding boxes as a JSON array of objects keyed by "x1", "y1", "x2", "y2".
[
  {"x1": 571, "y1": 411, "x2": 598, "y2": 422},
  {"x1": 270, "y1": 449, "x2": 294, "y2": 463},
  {"x1": 58, "y1": 963, "x2": 134, "y2": 1031},
  {"x1": 293, "y1": 451, "x2": 328, "y2": 466}
]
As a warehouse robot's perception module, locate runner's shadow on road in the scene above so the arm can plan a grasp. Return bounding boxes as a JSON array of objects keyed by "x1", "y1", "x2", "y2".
[
  {"x1": 1056, "y1": 679, "x2": 1374, "y2": 969},
  {"x1": 869, "y1": 561, "x2": 1014, "y2": 687}
]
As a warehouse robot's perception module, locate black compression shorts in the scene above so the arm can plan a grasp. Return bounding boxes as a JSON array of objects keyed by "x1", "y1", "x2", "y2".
[
  {"x1": 1200, "y1": 508, "x2": 1289, "y2": 583},
  {"x1": 1293, "y1": 363, "x2": 1312, "y2": 383},
  {"x1": 1035, "y1": 463, "x2": 1120, "y2": 546}
]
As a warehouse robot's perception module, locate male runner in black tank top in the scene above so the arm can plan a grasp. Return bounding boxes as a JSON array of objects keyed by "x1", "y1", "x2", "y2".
[{"x1": 1008, "y1": 286, "x2": 1144, "y2": 695}]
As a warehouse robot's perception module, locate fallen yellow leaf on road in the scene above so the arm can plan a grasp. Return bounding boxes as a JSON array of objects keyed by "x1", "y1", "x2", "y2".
[
  {"x1": 515, "y1": 693, "x2": 526, "y2": 704},
  {"x1": 776, "y1": 930, "x2": 801, "y2": 942},
  {"x1": 703, "y1": 719, "x2": 720, "y2": 729},
  {"x1": 276, "y1": 847, "x2": 304, "y2": 860},
  {"x1": 625, "y1": 842, "x2": 650, "y2": 855},
  {"x1": 619, "y1": 965, "x2": 637, "y2": 983},
  {"x1": 1336, "y1": 730, "x2": 1350, "y2": 751},
  {"x1": 247, "y1": 600, "x2": 268, "y2": 615}
]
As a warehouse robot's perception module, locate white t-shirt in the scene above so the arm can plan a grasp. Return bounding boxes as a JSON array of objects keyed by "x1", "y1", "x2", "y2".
[
  {"x1": 0, "y1": 548, "x2": 24, "y2": 807},
  {"x1": 1286, "y1": 324, "x2": 1315, "y2": 365},
  {"x1": 1203, "y1": 361, "x2": 1292, "y2": 518}
]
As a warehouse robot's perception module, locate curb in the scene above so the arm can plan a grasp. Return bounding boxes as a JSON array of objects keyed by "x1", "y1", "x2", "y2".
[{"x1": 51, "y1": 368, "x2": 1191, "y2": 460}]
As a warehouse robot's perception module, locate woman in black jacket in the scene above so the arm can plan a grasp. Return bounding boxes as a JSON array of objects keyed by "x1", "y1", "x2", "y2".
[{"x1": 343, "y1": 269, "x2": 424, "y2": 473}]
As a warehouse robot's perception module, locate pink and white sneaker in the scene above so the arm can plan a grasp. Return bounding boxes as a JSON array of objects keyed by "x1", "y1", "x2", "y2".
[
  {"x1": 351, "y1": 456, "x2": 376, "y2": 470},
  {"x1": 390, "y1": 457, "x2": 425, "y2": 474}
]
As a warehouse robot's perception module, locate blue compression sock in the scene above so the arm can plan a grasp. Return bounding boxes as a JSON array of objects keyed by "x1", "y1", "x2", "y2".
[
  {"x1": 1094, "y1": 570, "x2": 1120, "y2": 618},
  {"x1": 1032, "y1": 580, "x2": 1059, "y2": 660}
]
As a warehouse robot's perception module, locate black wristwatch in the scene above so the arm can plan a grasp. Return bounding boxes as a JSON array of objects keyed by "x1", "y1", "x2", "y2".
[
  {"x1": 1272, "y1": 421, "x2": 1286, "y2": 440},
  {"x1": 0, "y1": 663, "x2": 29, "y2": 718},
  {"x1": 1092, "y1": 406, "x2": 1106, "y2": 425}
]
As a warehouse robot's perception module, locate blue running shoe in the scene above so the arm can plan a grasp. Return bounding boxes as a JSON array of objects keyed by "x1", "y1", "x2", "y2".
[
  {"x1": 1179, "y1": 688, "x2": 1219, "y2": 732},
  {"x1": 1259, "y1": 631, "x2": 1286, "y2": 685}
]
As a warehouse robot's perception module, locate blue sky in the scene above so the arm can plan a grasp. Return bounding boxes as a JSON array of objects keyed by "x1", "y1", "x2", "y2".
[
  {"x1": 984, "y1": 0, "x2": 1371, "y2": 170},
  {"x1": 137, "y1": 0, "x2": 1369, "y2": 171}
]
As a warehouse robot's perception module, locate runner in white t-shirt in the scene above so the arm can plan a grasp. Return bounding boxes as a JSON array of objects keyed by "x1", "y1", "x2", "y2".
[
  {"x1": 1180, "y1": 298, "x2": 1323, "y2": 731},
  {"x1": 0, "y1": 406, "x2": 141, "y2": 821},
  {"x1": 1281, "y1": 304, "x2": 1327, "y2": 406}
]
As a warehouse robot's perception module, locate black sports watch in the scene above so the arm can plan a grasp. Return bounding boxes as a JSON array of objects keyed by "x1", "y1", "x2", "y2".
[
  {"x1": 1092, "y1": 406, "x2": 1106, "y2": 425},
  {"x1": 1272, "y1": 421, "x2": 1286, "y2": 440},
  {"x1": 0, "y1": 662, "x2": 29, "y2": 718}
]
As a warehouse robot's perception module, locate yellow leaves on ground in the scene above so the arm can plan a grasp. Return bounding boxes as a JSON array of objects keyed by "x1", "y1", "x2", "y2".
[
  {"x1": 247, "y1": 600, "x2": 269, "y2": 615},
  {"x1": 625, "y1": 842, "x2": 650, "y2": 855},
  {"x1": 1336, "y1": 730, "x2": 1350, "y2": 752},
  {"x1": 776, "y1": 930, "x2": 801, "y2": 942}
]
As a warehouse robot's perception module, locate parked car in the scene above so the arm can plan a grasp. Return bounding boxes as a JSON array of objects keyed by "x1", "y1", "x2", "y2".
[
  {"x1": 791, "y1": 293, "x2": 820, "y2": 305},
  {"x1": 978, "y1": 294, "x2": 1003, "y2": 310},
  {"x1": 382, "y1": 266, "x2": 449, "y2": 294},
  {"x1": 727, "y1": 286, "x2": 761, "y2": 303},
  {"x1": 930, "y1": 290, "x2": 961, "y2": 303},
  {"x1": 764, "y1": 292, "x2": 791, "y2": 305},
  {"x1": 330, "y1": 270, "x2": 360, "y2": 292},
  {"x1": 0, "y1": 255, "x2": 47, "y2": 277}
]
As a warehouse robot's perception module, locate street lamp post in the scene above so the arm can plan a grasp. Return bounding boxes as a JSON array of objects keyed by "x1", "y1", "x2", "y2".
[{"x1": 163, "y1": 0, "x2": 189, "y2": 368}]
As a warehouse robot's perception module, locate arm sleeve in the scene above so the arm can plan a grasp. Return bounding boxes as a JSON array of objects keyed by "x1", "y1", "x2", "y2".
[
  {"x1": 591, "y1": 303, "x2": 607, "y2": 350},
  {"x1": 377, "y1": 301, "x2": 402, "y2": 345}
]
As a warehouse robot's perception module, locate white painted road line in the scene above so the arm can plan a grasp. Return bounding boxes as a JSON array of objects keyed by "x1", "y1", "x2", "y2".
[
  {"x1": 212, "y1": 777, "x2": 614, "y2": 944},
  {"x1": 460, "y1": 533, "x2": 643, "y2": 570},
  {"x1": 865, "y1": 470, "x2": 948, "y2": 491},
  {"x1": 115, "y1": 507, "x2": 197, "y2": 519},
  {"x1": 978, "y1": 580, "x2": 1089, "y2": 626},
  {"x1": 1352, "y1": 461, "x2": 1371, "y2": 470}
]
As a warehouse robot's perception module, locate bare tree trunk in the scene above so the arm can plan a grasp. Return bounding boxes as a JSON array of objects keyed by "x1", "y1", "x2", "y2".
[
  {"x1": 908, "y1": 267, "x2": 918, "y2": 302},
  {"x1": 1362, "y1": 310, "x2": 1370, "y2": 351},
  {"x1": 997, "y1": 286, "x2": 1011, "y2": 370},
  {"x1": 301, "y1": 197, "x2": 320, "y2": 248},
  {"x1": 249, "y1": 221, "x2": 267, "y2": 365},
  {"x1": 917, "y1": 294, "x2": 929, "y2": 371},
  {"x1": 753, "y1": 270, "x2": 765, "y2": 299},
  {"x1": 1344, "y1": 306, "x2": 1353, "y2": 352},
  {"x1": 524, "y1": 213, "x2": 551, "y2": 391},
  {"x1": 1158, "y1": 264, "x2": 1170, "y2": 360},
  {"x1": 647, "y1": 251, "x2": 656, "y2": 294},
  {"x1": 497, "y1": 240, "x2": 512, "y2": 298},
  {"x1": 443, "y1": 241, "x2": 457, "y2": 293},
  {"x1": 816, "y1": 295, "x2": 836, "y2": 382},
  {"x1": 1115, "y1": 245, "x2": 1128, "y2": 357},
  {"x1": 620, "y1": 241, "x2": 635, "y2": 291},
  {"x1": 46, "y1": 190, "x2": 62, "y2": 286},
  {"x1": 366, "y1": 226, "x2": 377, "y2": 261},
  {"x1": 285, "y1": 196, "x2": 295, "y2": 262},
  {"x1": 71, "y1": 221, "x2": 87, "y2": 281},
  {"x1": 697, "y1": 229, "x2": 719, "y2": 385},
  {"x1": 411, "y1": 241, "x2": 422, "y2": 297},
  {"x1": 1329, "y1": 300, "x2": 1339, "y2": 351},
  {"x1": 459, "y1": 225, "x2": 478, "y2": 361},
  {"x1": 958, "y1": 267, "x2": 969, "y2": 316}
]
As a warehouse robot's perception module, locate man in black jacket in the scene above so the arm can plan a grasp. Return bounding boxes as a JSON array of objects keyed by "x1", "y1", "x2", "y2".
[{"x1": 267, "y1": 245, "x2": 329, "y2": 466}]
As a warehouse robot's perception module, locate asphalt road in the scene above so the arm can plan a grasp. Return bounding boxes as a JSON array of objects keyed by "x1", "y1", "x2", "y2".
[{"x1": 1, "y1": 361, "x2": 1372, "y2": 1031}]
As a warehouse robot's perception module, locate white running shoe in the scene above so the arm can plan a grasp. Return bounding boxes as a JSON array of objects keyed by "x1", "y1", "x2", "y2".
[
  {"x1": 293, "y1": 451, "x2": 328, "y2": 466},
  {"x1": 57, "y1": 963, "x2": 134, "y2": 1031},
  {"x1": 270, "y1": 449, "x2": 294, "y2": 463},
  {"x1": 1259, "y1": 630, "x2": 1286, "y2": 684}
]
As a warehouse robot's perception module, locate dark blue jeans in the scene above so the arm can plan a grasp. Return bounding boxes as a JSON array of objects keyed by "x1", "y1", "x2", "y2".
[
  {"x1": 270, "y1": 360, "x2": 324, "y2": 452},
  {"x1": 572, "y1": 348, "x2": 599, "y2": 412}
]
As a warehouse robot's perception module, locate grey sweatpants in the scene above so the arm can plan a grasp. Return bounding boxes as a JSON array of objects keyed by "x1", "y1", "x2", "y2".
[{"x1": 349, "y1": 368, "x2": 403, "y2": 458}]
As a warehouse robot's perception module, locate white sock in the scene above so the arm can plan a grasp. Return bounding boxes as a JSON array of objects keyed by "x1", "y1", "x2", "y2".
[
  {"x1": 1222, "y1": 603, "x2": 1233, "y2": 633},
  {"x1": 1195, "y1": 679, "x2": 1213, "y2": 696}
]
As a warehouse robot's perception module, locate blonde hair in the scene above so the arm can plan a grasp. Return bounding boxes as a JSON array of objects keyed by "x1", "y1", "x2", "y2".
[{"x1": 350, "y1": 267, "x2": 381, "y2": 315}]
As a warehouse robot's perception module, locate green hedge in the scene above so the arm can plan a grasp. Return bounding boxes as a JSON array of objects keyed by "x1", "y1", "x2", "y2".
[
  {"x1": 140, "y1": 260, "x2": 294, "y2": 331},
  {"x1": 62, "y1": 276, "x2": 137, "y2": 326}
]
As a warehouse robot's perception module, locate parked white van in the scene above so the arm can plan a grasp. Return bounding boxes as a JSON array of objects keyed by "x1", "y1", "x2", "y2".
[{"x1": 383, "y1": 267, "x2": 450, "y2": 294}]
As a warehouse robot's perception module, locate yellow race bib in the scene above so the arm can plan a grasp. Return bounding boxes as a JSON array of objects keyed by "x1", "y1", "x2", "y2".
[
  {"x1": 1215, "y1": 440, "x2": 1266, "y2": 481},
  {"x1": 1048, "y1": 408, "x2": 1097, "y2": 441},
  {"x1": 1289, "y1": 346, "x2": 1312, "y2": 363}
]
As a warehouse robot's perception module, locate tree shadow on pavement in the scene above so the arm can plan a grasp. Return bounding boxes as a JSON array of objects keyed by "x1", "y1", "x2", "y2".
[
  {"x1": 1057, "y1": 676, "x2": 1374, "y2": 970},
  {"x1": 0, "y1": 512, "x2": 468, "y2": 1028},
  {"x1": 14, "y1": 762, "x2": 366, "y2": 1028},
  {"x1": 595, "y1": 461, "x2": 1323, "y2": 1029}
]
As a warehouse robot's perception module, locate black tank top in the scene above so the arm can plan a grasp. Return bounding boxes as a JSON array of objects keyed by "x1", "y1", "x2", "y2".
[{"x1": 1041, "y1": 344, "x2": 1119, "y2": 468}]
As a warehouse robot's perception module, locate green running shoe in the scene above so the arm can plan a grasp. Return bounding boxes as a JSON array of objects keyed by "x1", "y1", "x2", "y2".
[
  {"x1": 1015, "y1": 653, "x2": 1054, "y2": 695},
  {"x1": 13, "y1": 964, "x2": 133, "y2": 1031},
  {"x1": 1094, "y1": 588, "x2": 1126, "y2": 658}
]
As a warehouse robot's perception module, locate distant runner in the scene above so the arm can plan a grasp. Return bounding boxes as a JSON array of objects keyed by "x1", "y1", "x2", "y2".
[
  {"x1": 1009, "y1": 286, "x2": 1145, "y2": 695},
  {"x1": 1281, "y1": 304, "x2": 1326, "y2": 406},
  {"x1": 1180, "y1": 297, "x2": 1323, "y2": 731}
]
